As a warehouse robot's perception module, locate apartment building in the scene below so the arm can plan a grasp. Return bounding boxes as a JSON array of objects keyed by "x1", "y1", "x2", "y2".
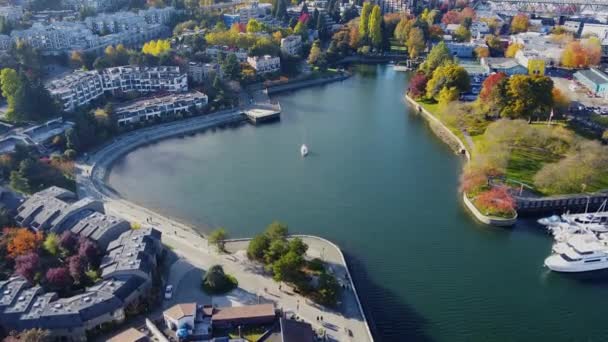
[
  {"x1": 280, "y1": 35, "x2": 302, "y2": 56},
  {"x1": 188, "y1": 62, "x2": 222, "y2": 83},
  {"x1": 47, "y1": 66, "x2": 188, "y2": 111},
  {"x1": 113, "y1": 91, "x2": 208, "y2": 126},
  {"x1": 238, "y1": 2, "x2": 272, "y2": 24},
  {"x1": 0, "y1": 5, "x2": 23, "y2": 23},
  {"x1": 247, "y1": 55, "x2": 281, "y2": 74},
  {"x1": 205, "y1": 45, "x2": 249, "y2": 62}
]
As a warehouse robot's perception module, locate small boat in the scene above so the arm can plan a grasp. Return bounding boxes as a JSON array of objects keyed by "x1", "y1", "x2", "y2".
[{"x1": 300, "y1": 144, "x2": 308, "y2": 157}]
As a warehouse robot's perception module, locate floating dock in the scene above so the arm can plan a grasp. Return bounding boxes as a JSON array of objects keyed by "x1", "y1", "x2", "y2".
[{"x1": 244, "y1": 107, "x2": 281, "y2": 124}]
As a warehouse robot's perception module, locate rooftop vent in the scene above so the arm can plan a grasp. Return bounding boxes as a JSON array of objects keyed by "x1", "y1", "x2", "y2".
[
  {"x1": 54, "y1": 303, "x2": 62, "y2": 309},
  {"x1": 18, "y1": 296, "x2": 25, "y2": 301},
  {"x1": 84, "y1": 297, "x2": 91, "y2": 302}
]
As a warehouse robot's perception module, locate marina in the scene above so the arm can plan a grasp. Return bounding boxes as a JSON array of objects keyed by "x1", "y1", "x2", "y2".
[{"x1": 108, "y1": 65, "x2": 608, "y2": 341}]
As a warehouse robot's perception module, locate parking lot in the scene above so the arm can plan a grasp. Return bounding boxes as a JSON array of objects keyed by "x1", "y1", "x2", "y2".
[{"x1": 552, "y1": 76, "x2": 608, "y2": 108}]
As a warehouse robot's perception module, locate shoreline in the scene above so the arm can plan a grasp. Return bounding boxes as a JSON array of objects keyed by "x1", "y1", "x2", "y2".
[
  {"x1": 77, "y1": 103, "x2": 375, "y2": 341},
  {"x1": 403, "y1": 94, "x2": 518, "y2": 226}
]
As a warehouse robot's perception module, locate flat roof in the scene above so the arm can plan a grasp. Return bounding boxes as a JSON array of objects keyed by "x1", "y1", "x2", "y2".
[
  {"x1": 108, "y1": 327, "x2": 148, "y2": 342},
  {"x1": 212, "y1": 303, "x2": 275, "y2": 321}
]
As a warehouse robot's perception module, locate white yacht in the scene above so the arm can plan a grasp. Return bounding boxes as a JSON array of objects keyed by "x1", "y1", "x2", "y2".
[
  {"x1": 545, "y1": 234, "x2": 608, "y2": 273},
  {"x1": 300, "y1": 144, "x2": 308, "y2": 157}
]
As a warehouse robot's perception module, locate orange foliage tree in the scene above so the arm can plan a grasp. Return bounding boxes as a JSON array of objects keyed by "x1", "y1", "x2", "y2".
[
  {"x1": 561, "y1": 38, "x2": 601, "y2": 68},
  {"x1": 7, "y1": 228, "x2": 43, "y2": 258},
  {"x1": 475, "y1": 187, "x2": 516, "y2": 216}
]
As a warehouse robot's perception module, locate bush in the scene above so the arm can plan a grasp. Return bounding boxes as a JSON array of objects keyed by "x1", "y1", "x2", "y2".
[{"x1": 202, "y1": 265, "x2": 238, "y2": 294}]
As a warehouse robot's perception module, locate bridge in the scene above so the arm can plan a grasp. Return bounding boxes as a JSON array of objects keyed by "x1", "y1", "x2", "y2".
[{"x1": 474, "y1": 0, "x2": 608, "y2": 15}]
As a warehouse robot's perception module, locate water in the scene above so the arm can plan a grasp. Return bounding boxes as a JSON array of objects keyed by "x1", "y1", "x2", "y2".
[{"x1": 108, "y1": 65, "x2": 608, "y2": 341}]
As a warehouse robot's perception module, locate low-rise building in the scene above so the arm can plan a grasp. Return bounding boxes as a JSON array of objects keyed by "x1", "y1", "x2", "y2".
[
  {"x1": 481, "y1": 57, "x2": 528, "y2": 75},
  {"x1": 280, "y1": 35, "x2": 302, "y2": 56},
  {"x1": 582, "y1": 23, "x2": 608, "y2": 39},
  {"x1": 515, "y1": 49, "x2": 546, "y2": 75},
  {"x1": 206, "y1": 46, "x2": 249, "y2": 62},
  {"x1": 574, "y1": 68, "x2": 608, "y2": 98},
  {"x1": 164, "y1": 303, "x2": 197, "y2": 330},
  {"x1": 188, "y1": 62, "x2": 222, "y2": 83},
  {"x1": 210, "y1": 303, "x2": 276, "y2": 328},
  {"x1": 113, "y1": 91, "x2": 208, "y2": 127},
  {"x1": 445, "y1": 42, "x2": 475, "y2": 58},
  {"x1": 69, "y1": 212, "x2": 131, "y2": 250},
  {"x1": 0, "y1": 5, "x2": 23, "y2": 23},
  {"x1": 247, "y1": 55, "x2": 281, "y2": 74}
]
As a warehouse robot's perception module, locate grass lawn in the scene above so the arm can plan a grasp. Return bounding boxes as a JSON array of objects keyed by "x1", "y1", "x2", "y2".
[
  {"x1": 214, "y1": 326, "x2": 269, "y2": 341},
  {"x1": 505, "y1": 147, "x2": 561, "y2": 190}
]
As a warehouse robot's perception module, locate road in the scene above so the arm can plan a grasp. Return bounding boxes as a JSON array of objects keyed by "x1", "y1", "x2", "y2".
[{"x1": 75, "y1": 111, "x2": 374, "y2": 342}]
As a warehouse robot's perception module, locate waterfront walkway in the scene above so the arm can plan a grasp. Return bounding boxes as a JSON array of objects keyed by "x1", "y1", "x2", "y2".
[{"x1": 75, "y1": 111, "x2": 374, "y2": 342}]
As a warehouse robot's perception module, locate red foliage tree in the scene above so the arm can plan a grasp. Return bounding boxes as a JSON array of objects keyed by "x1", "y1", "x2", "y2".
[
  {"x1": 59, "y1": 231, "x2": 78, "y2": 254},
  {"x1": 459, "y1": 169, "x2": 488, "y2": 194},
  {"x1": 68, "y1": 255, "x2": 86, "y2": 284},
  {"x1": 479, "y1": 72, "x2": 507, "y2": 102},
  {"x1": 78, "y1": 238, "x2": 99, "y2": 265},
  {"x1": 475, "y1": 187, "x2": 516, "y2": 216},
  {"x1": 459, "y1": 7, "x2": 476, "y2": 22},
  {"x1": 441, "y1": 10, "x2": 460, "y2": 24},
  {"x1": 7, "y1": 228, "x2": 43, "y2": 258},
  {"x1": 15, "y1": 253, "x2": 40, "y2": 283},
  {"x1": 408, "y1": 73, "x2": 429, "y2": 99},
  {"x1": 45, "y1": 267, "x2": 73, "y2": 289}
]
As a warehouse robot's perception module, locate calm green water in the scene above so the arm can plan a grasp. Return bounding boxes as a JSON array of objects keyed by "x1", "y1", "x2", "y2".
[{"x1": 109, "y1": 65, "x2": 608, "y2": 341}]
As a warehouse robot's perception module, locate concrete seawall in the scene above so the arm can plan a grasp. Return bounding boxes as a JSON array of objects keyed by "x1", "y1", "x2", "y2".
[
  {"x1": 267, "y1": 74, "x2": 350, "y2": 95},
  {"x1": 404, "y1": 94, "x2": 518, "y2": 226}
]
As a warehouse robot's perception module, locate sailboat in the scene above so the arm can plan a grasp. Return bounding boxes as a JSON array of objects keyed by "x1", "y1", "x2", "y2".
[{"x1": 300, "y1": 144, "x2": 309, "y2": 157}]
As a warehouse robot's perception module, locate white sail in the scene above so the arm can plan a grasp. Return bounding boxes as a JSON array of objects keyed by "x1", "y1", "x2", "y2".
[{"x1": 300, "y1": 144, "x2": 308, "y2": 157}]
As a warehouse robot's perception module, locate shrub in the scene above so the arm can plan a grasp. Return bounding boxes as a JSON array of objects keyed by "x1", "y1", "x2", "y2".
[
  {"x1": 202, "y1": 265, "x2": 238, "y2": 294},
  {"x1": 474, "y1": 186, "x2": 516, "y2": 217}
]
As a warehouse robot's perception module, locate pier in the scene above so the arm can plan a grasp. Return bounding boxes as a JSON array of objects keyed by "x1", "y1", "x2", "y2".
[
  {"x1": 244, "y1": 107, "x2": 281, "y2": 124},
  {"x1": 516, "y1": 193, "x2": 608, "y2": 216}
]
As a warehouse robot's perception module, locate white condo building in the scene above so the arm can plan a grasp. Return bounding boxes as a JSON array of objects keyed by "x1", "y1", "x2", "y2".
[
  {"x1": 47, "y1": 66, "x2": 188, "y2": 111},
  {"x1": 114, "y1": 91, "x2": 208, "y2": 126},
  {"x1": 280, "y1": 35, "x2": 302, "y2": 56},
  {"x1": 188, "y1": 62, "x2": 222, "y2": 83},
  {"x1": 247, "y1": 55, "x2": 281, "y2": 74}
]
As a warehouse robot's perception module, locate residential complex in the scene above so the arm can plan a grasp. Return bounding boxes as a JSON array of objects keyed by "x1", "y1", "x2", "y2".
[
  {"x1": 280, "y1": 35, "x2": 302, "y2": 56},
  {"x1": 0, "y1": 118, "x2": 74, "y2": 154},
  {"x1": 47, "y1": 66, "x2": 188, "y2": 111},
  {"x1": 113, "y1": 91, "x2": 208, "y2": 126},
  {"x1": 1, "y1": 187, "x2": 163, "y2": 341},
  {"x1": 205, "y1": 45, "x2": 249, "y2": 62},
  {"x1": 0, "y1": 5, "x2": 23, "y2": 23},
  {"x1": 3, "y1": 7, "x2": 174, "y2": 56},
  {"x1": 188, "y1": 61, "x2": 222, "y2": 83},
  {"x1": 247, "y1": 55, "x2": 281, "y2": 74}
]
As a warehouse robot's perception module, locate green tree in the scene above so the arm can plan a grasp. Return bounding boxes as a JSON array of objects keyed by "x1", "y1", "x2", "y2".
[
  {"x1": 272, "y1": 250, "x2": 304, "y2": 282},
  {"x1": 208, "y1": 228, "x2": 227, "y2": 252},
  {"x1": 264, "y1": 238, "x2": 289, "y2": 264},
  {"x1": 264, "y1": 221, "x2": 288, "y2": 241},
  {"x1": 221, "y1": 53, "x2": 240, "y2": 80},
  {"x1": 202, "y1": 265, "x2": 237, "y2": 294},
  {"x1": 315, "y1": 272, "x2": 341, "y2": 306},
  {"x1": 247, "y1": 234, "x2": 270, "y2": 261},
  {"x1": 406, "y1": 27, "x2": 425, "y2": 58},
  {"x1": 288, "y1": 237, "x2": 308, "y2": 255},
  {"x1": 419, "y1": 41, "x2": 453, "y2": 75},
  {"x1": 43, "y1": 233, "x2": 60, "y2": 256},
  {"x1": 501, "y1": 75, "x2": 553, "y2": 119},
  {"x1": 294, "y1": 20, "x2": 308, "y2": 40},
  {"x1": 426, "y1": 62, "x2": 470, "y2": 99},
  {"x1": 368, "y1": 5, "x2": 382, "y2": 48}
]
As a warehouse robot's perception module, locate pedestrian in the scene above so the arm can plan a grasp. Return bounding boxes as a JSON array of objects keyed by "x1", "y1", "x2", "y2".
[{"x1": 321, "y1": 316, "x2": 323, "y2": 321}]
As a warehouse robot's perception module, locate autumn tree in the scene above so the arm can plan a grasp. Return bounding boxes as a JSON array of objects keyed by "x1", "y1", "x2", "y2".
[
  {"x1": 501, "y1": 75, "x2": 553, "y2": 119},
  {"x1": 438, "y1": 86, "x2": 460, "y2": 106},
  {"x1": 209, "y1": 227, "x2": 228, "y2": 252},
  {"x1": 7, "y1": 228, "x2": 43, "y2": 258},
  {"x1": 45, "y1": 267, "x2": 73, "y2": 289},
  {"x1": 475, "y1": 186, "x2": 516, "y2": 217},
  {"x1": 246, "y1": 19, "x2": 262, "y2": 33},
  {"x1": 141, "y1": 39, "x2": 171, "y2": 56},
  {"x1": 78, "y1": 238, "x2": 99, "y2": 265},
  {"x1": 308, "y1": 40, "x2": 322, "y2": 65},
  {"x1": 68, "y1": 255, "x2": 86, "y2": 284},
  {"x1": 368, "y1": 5, "x2": 382, "y2": 48},
  {"x1": 15, "y1": 253, "x2": 40, "y2": 283},
  {"x1": 426, "y1": 62, "x2": 470, "y2": 99},
  {"x1": 505, "y1": 43, "x2": 523, "y2": 58},
  {"x1": 478, "y1": 72, "x2": 507, "y2": 112},
  {"x1": 475, "y1": 46, "x2": 490, "y2": 59},
  {"x1": 510, "y1": 13, "x2": 529, "y2": 33},
  {"x1": 561, "y1": 38, "x2": 601, "y2": 68},
  {"x1": 406, "y1": 27, "x2": 425, "y2": 58},
  {"x1": 441, "y1": 10, "x2": 460, "y2": 25},
  {"x1": 453, "y1": 25, "x2": 471, "y2": 42},
  {"x1": 408, "y1": 73, "x2": 428, "y2": 99},
  {"x1": 43, "y1": 233, "x2": 60, "y2": 256},
  {"x1": 59, "y1": 231, "x2": 78, "y2": 254},
  {"x1": 485, "y1": 34, "x2": 505, "y2": 56},
  {"x1": 359, "y1": 2, "x2": 373, "y2": 40}
]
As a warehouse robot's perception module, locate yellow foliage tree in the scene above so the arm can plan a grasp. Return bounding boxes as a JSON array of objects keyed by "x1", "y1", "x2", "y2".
[
  {"x1": 142, "y1": 39, "x2": 171, "y2": 56},
  {"x1": 505, "y1": 43, "x2": 523, "y2": 58}
]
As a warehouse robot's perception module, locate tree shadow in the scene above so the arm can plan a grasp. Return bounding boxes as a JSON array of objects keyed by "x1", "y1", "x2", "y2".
[{"x1": 344, "y1": 252, "x2": 436, "y2": 342}]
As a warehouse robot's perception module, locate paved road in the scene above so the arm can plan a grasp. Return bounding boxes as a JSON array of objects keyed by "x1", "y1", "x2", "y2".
[{"x1": 75, "y1": 111, "x2": 374, "y2": 342}]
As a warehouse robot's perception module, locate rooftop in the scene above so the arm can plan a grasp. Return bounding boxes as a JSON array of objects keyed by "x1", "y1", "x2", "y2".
[
  {"x1": 212, "y1": 303, "x2": 275, "y2": 322},
  {"x1": 576, "y1": 68, "x2": 608, "y2": 86},
  {"x1": 108, "y1": 327, "x2": 148, "y2": 342},
  {"x1": 164, "y1": 303, "x2": 197, "y2": 321}
]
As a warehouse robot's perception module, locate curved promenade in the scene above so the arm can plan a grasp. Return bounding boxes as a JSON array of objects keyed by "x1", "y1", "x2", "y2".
[{"x1": 76, "y1": 111, "x2": 374, "y2": 342}]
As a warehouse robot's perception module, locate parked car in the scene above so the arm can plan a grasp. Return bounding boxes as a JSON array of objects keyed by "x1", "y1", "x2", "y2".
[{"x1": 165, "y1": 285, "x2": 173, "y2": 299}]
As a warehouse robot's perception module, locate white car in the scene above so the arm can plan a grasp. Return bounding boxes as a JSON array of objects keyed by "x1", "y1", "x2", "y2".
[{"x1": 164, "y1": 285, "x2": 173, "y2": 300}]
